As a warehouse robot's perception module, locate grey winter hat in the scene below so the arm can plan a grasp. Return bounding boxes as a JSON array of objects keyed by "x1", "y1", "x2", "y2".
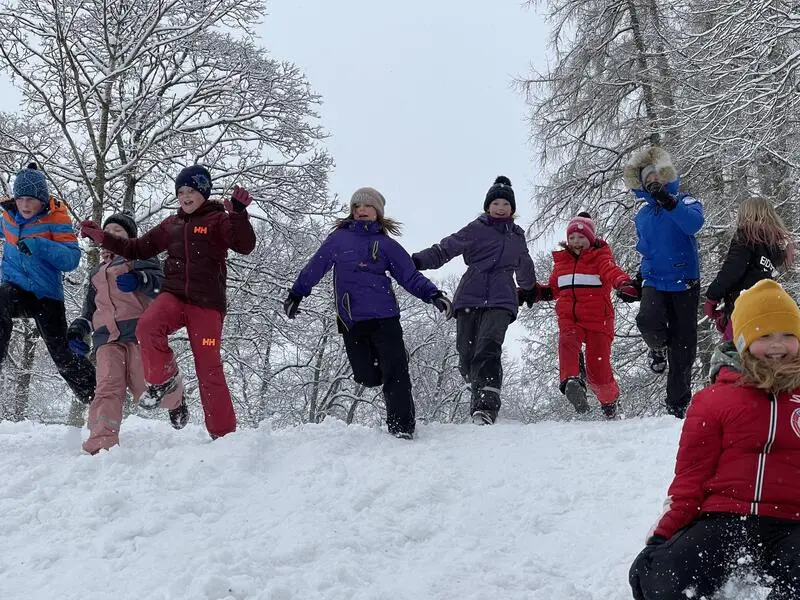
[
  {"x1": 103, "y1": 211, "x2": 138, "y2": 238},
  {"x1": 351, "y1": 187, "x2": 386, "y2": 218},
  {"x1": 13, "y1": 162, "x2": 49, "y2": 204}
]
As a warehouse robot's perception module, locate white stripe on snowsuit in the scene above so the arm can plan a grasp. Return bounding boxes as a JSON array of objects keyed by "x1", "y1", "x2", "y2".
[
  {"x1": 557, "y1": 273, "x2": 602, "y2": 288},
  {"x1": 751, "y1": 393, "x2": 778, "y2": 514}
]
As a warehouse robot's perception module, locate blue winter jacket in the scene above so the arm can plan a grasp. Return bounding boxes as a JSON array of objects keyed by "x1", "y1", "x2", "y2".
[
  {"x1": 0, "y1": 199, "x2": 81, "y2": 301},
  {"x1": 634, "y1": 178, "x2": 704, "y2": 292},
  {"x1": 290, "y1": 220, "x2": 440, "y2": 329}
]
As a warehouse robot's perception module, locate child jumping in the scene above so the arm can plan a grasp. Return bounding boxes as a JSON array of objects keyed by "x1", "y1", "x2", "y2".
[
  {"x1": 67, "y1": 212, "x2": 179, "y2": 454},
  {"x1": 704, "y1": 196, "x2": 794, "y2": 341},
  {"x1": 412, "y1": 176, "x2": 536, "y2": 425},
  {"x1": 629, "y1": 279, "x2": 800, "y2": 600},
  {"x1": 0, "y1": 162, "x2": 95, "y2": 403},
  {"x1": 80, "y1": 165, "x2": 256, "y2": 439},
  {"x1": 283, "y1": 187, "x2": 452, "y2": 440},
  {"x1": 535, "y1": 213, "x2": 638, "y2": 419}
]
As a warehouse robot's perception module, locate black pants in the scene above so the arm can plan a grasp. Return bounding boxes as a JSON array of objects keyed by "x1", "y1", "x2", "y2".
[
  {"x1": 632, "y1": 514, "x2": 800, "y2": 600},
  {"x1": 0, "y1": 283, "x2": 95, "y2": 403},
  {"x1": 456, "y1": 308, "x2": 513, "y2": 415},
  {"x1": 636, "y1": 286, "x2": 699, "y2": 412},
  {"x1": 341, "y1": 317, "x2": 415, "y2": 435}
]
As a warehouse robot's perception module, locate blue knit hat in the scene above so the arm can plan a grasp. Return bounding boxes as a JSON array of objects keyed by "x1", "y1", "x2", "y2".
[
  {"x1": 13, "y1": 162, "x2": 49, "y2": 205},
  {"x1": 175, "y1": 165, "x2": 212, "y2": 200}
]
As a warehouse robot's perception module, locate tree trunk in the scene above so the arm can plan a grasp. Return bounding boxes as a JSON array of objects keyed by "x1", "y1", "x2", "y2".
[{"x1": 11, "y1": 320, "x2": 38, "y2": 421}]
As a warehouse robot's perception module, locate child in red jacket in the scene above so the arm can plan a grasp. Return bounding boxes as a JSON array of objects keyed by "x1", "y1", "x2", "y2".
[
  {"x1": 534, "y1": 213, "x2": 638, "y2": 418},
  {"x1": 630, "y1": 279, "x2": 800, "y2": 600},
  {"x1": 80, "y1": 166, "x2": 256, "y2": 439},
  {"x1": 67, "y1": 212, "x2": 177, "y2": 454}
]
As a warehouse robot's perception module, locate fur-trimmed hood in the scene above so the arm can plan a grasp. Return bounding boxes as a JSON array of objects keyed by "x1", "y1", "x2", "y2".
[{"x1": 623, "y1": 147, "x2": 678, "y2": 191}]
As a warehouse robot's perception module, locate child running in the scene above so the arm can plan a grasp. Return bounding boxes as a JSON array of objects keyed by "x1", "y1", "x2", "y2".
[
  {"x1": 412, "y1": 176, "x2": 536, "y2": 425},
  {"x1": 284, "y1": 187, "x2": 452, "y2": 440},
  {"x1": 534, "y1": 212, "x2": 638, "y2": 419},
  {"x1": 68, "y1": 212, "x2": 178, "y2": 454},
  {"x1": 80, "y1": 165, "x2": 256, "y2": 439}
]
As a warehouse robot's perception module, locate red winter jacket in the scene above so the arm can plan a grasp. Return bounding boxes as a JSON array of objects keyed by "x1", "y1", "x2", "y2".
[
  {"x1": 546, "y1": 240, "x2": 630, "y2": 336},
  {"x1": 653, "y1": 363, "x2": 800, "y2": 540},
  {"x1": 101, "y1": 201, "x2": 256, "y2": 313}
]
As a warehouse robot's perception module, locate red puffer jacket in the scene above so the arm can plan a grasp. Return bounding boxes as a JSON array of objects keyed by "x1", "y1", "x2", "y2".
[
  {"x1": 546, "y1": 240, "x2": 630, "y2": 335},
  {"x1": 653, "y1": 360, "x2": 800, "y2": 540},
  {"x1": 102, "y1": 201, "x2": 256, "y2": 313}
]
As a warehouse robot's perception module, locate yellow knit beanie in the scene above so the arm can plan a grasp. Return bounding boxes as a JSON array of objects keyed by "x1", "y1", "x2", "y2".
[{"x1": 732, "y1": 279, "x2": 800, "y2": 353}]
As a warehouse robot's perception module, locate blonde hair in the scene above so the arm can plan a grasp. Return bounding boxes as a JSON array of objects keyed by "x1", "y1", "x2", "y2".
[
  {"x1": 332, "y1": 209, "x2": 403, "y2": 236},
  {"x1": 741, "y1": 351, "x2": 800, "y2": 393},
  {"x1": 734, "y1": 196, "x2": 795, "y2": 267}
]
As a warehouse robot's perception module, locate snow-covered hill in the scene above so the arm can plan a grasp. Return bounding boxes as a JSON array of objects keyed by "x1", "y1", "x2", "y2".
[{"x1": 0, "y1": 416, "x2": 762, "y2": 599}]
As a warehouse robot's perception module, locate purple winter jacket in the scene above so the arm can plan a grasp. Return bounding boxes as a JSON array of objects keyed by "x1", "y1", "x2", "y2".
[
  {"x1": 412, "y1": 215, "x2": 536, "y2": 318},
  {"x1": 291, "y1": 219, "x2": 440, "y2": 329}
]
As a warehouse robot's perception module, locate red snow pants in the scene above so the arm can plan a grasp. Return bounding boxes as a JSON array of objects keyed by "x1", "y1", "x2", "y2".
[
  {"x1": 558, "y1": 324, "x2": 619, "y2": 404},
  {"x1": 136, "y1": 292, "x2": 236, "y2": 438}
]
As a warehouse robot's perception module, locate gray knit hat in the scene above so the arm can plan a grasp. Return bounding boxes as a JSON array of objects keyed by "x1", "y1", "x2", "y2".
[
  {"x1": 13, "y1": 162, "x2": 49, "y2": 205},
  {"x1": 350, "y1": 187, "x2": 386, "y2": 218}
]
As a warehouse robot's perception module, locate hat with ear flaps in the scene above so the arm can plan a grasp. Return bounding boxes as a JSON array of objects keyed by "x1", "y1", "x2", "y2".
[{"x1": 622, "y1": 147, "x2": 678, "y2": 191}]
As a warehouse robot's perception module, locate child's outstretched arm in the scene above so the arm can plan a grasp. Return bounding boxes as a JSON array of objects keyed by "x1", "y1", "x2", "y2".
[
  {"x1": 385, "y1": 238, "x2": 440, "y2": 302},
  {"x1": 289, "y1": 235, "x2": 336, "y2": 298},
  {"x1": 411, "y1": 222, "x2": 474, "y2": 270},
  {"x1": 222, "y1": 187, "x2": 257, "y2": 255},
  {"x1": 81, "y1": 219, "x2": 169, "y2": 260}
]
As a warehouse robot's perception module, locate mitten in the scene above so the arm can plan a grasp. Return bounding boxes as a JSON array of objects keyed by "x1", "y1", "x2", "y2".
[
  {"x1": 80, "y1": 220, "x2": 105, "y2": 244},
  {"x1": 616, "y1": 280, "x2": 640, "y2": 303},
  {"x1": 647, "y1": 183, "x2": 677, "y2": 210},
  {"x1": 283, "y1": 293, "x2": 302, "y2": 319},
  {"x1": 703, "y1": 299, "x2": 723, "y2": 321},
  {"x1": 432, "y1": 292, "x2": 453, "y2": 319},
  {"x1": 116, "y1": 272, "x2": 142, "y2": 293},
  {"x1": 69, "y1": 338, "x2": 90, "y2": 356},
  {"x1": 229, "y1": 185, "x2": 253, "y2": 213},
  {"x1": 536, "y1": 283, "x2": 554, "y2": 302},
  {"x1": 412, "y1": 255, "x2": 423, "y2": 270}
]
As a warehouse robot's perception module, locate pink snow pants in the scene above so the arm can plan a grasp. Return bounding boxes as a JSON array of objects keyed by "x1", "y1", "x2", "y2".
[
  {"x1": 83, "y1": 342, "x2": 146, "y2": 454},
  {"x1": 135, "y1": 292, "x2": 236, "y2": 438}
]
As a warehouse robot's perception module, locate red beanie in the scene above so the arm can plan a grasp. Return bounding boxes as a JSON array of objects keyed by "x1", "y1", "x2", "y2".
[{"x1": 566, "y1": 213, "x2": 596, "y2": 244}]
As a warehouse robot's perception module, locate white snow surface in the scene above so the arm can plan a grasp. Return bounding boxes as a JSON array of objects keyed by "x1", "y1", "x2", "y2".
[{"x1": 0, "y1": 415, "x2": 760, "y2": 599}]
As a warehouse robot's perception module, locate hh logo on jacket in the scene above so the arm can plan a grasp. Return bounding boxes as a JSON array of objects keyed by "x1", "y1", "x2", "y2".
[
  {"x1": 194, "y1": 226, "x2": 208, "y2": 234},
  {"x1": 201, "y1": 337, "x2": 216, "y2": 347}
]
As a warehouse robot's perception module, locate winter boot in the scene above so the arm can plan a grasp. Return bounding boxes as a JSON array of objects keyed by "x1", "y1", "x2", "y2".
[
  {"x1": 601, "y1": 400, "x2": 618, "y2": 420},
  {"x1": 168, "y1": 396, "x2": 189, "y2": 430},
  {"x1": 393, "y1": 431, "x2": 414, "y2": 440},
  {"x1": 666, "y1": 403, "x2": 687, "y2": 419},
  {"x1": 471, "y1": 410, "x2": 494, "y2": 425},
  {"x1": 563, "y1": 377, "x2": 590, "y2": 414},
  {"x1": 139, "y1": 373, "x2": 180, "y2": 409},
  {"x1": 649, "y1": 346, "x2": 668, "y2": 374}
]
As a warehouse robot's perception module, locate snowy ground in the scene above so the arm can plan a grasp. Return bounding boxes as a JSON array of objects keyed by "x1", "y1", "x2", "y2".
[{"x1": 0, "y1": 415, "x2": 767, "y2": 600}]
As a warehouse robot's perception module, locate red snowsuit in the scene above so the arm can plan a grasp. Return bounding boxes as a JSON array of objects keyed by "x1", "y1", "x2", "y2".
[
  {"x1": 101, "y1": 200, "x2": 256, "y2": 438},
  {"x1": 546, "y1": 241, "x2": 630, "y2": 404},
  {"x1": 653, "y1": 364, "x2": 800, "y2": 541}
]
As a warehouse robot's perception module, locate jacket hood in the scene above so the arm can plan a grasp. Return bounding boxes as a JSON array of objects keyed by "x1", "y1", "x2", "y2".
[
  {"x1": 623, "y1": 147, "x2": 678, "y2": 191},
  {"x1": 709, "y1": 341, "x2": 742, "y2": 383}
]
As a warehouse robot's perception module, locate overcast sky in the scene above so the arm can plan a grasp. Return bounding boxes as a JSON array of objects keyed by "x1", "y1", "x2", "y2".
[{"x1": 0, "y1": 0, "x2": 551, "y2": 354}]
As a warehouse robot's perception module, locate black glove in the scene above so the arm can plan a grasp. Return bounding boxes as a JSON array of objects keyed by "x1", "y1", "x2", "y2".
[
  {"x1": 283, "y1": 293, "x2": 302, "y2": 319},
  {"x1": 17, "y1": 239, "x2": 32, "y2": 256},
  {"x1": 517, "y1": 287, "x2": 537, "y2": 308},
  {"x1": 646, "y1": 182, "x2": 677, "y2": 210},
  {"x1": 629, "y1": 536, "x2": 667, "y2": 600},
  {"x1": 411, "y1": 255, "x2": 423, "y2": 270},
  {"x1": 432, "y1": 291, "x2": 453, "y2": 319}
]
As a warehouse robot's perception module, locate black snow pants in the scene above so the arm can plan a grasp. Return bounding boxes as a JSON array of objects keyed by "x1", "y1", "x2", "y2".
[
  {"x1": 635, "y1": 285, "x2": 699, "y2": 414},
  {"x1": 455, "y1": 308, "x2": 513, "y2": 418},
  {"x1": 630, "y1": 514, "x2": 800, "y2": 600},
  {"x1": 0, "y1": 282, "x2": 96, "y2": 403},
  {"x1": 341, "y1": 316, "x2": 415, "y2": 435}
]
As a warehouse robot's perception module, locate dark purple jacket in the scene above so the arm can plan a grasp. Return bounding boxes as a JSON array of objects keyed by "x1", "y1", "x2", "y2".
[
  {"x1": 291, "y1": 220, "x2": 440, "y2": 329},
  {"x1": 412, "y1": 215, "x2": 535, "y2": 317}
]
